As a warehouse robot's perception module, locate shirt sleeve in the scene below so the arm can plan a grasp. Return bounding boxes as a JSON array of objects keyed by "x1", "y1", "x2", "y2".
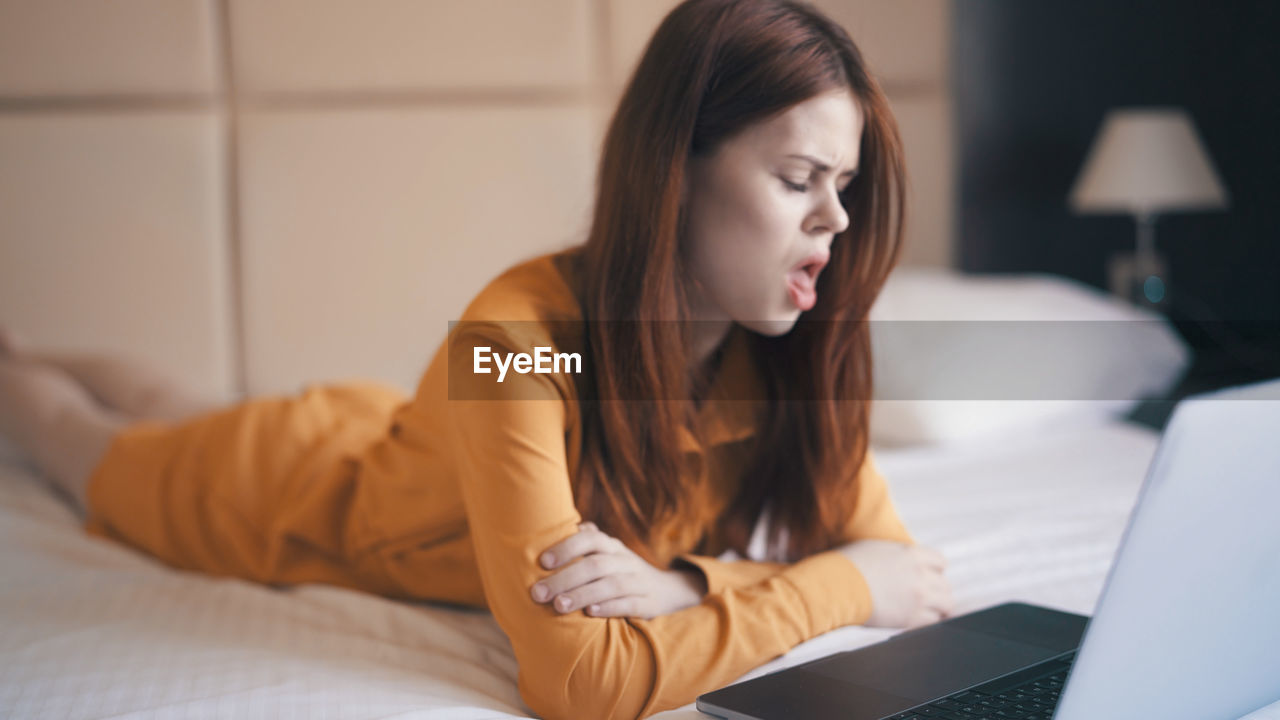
[
  {"x1": 672, "y1": 447, "x2": 916, "y2": 601},
  {"x1": 447, "y1": 327, "x2": 878, "y2": 720},
  {"x1": 836, "y1": 447, "x2": 917, "y2": 546}
]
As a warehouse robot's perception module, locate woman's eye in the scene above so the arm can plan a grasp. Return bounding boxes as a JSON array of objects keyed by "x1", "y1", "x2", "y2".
[{"x1": 782, "y1": 179, "x2": 808, "y2": 192}]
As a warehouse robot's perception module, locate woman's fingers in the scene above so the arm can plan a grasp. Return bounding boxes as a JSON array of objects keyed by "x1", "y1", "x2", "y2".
[
  {"x1": 914, "y1": 545, "x2": 947, "y2": 571},
  {"x1": 531, "y1": 552, "x2": 614, "y2": 604},
  {"x1": 914, "y1": 546, "x2": 949, "y2": 617},
  {"x1": 531, "y1": 523, "x2": 641, "y2": 607},
  {"x1": 585, "y1": 595, "x2": 644, "y2": 618},
  {"x1": 537, "y1": 522, "x2": 619, "y2": 569},
  {"x1": 530, "y1": 522, "x2": 695, "y2": 620},
  {"x1": 551, "y1": 575, "x2": 637, "y2": 615},
  {"x1": 906, "y1": 606, "x2": 944, "y2": 629},
  {"x1": 924, "y1": 574, "x2": 954, "y2": 617}
]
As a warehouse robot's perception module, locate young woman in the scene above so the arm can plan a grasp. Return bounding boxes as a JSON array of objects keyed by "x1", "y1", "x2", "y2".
[{"x1": 0, "y1": 1, "x2": 952, "y2": 718}]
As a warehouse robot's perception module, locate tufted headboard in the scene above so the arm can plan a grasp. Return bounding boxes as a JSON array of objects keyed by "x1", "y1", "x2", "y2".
[{"x1": 0, "y1": 0, "x2": 954, "y2": 402}]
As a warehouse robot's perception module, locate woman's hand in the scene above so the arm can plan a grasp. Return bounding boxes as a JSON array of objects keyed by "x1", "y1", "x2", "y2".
[
  {"x1": 530, "y1": 522, "x2": 707, "y2": 620},
  {"x1": 835, "y1": 539, "x2": 954, "y2": 629}
]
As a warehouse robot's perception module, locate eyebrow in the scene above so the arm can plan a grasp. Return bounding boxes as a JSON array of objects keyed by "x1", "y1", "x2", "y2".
[{"x1": 787, "y1": 153, "x2": 859, "y2": 177}]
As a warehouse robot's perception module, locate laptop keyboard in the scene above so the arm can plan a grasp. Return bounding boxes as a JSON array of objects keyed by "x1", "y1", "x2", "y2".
[{"x1": 883, "y1": 650, "x2": 1076, "y2": 720}]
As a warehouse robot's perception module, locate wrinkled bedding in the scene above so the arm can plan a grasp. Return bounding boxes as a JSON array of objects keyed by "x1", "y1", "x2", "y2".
[{"x1": 2, "y1": 419, "x2": 1276, "y2": 719}]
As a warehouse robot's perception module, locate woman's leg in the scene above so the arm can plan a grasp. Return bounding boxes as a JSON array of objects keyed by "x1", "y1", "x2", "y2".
[
  {"x1": 0, "y1": 329, "x2": 219, "y2": 424},
  {"x1": 0, "y1": 356, "x2": 128, "y2": 517}
]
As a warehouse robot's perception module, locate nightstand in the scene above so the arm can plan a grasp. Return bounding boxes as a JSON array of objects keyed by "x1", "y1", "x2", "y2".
[{"x1": 1126, "y1": 321, "x2": 1280, "y2": 432}]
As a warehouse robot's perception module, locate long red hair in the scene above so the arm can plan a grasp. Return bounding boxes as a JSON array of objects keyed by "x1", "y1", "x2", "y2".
[{"x1": 570, "y1": 0, "x2": 906, "y2": 563}]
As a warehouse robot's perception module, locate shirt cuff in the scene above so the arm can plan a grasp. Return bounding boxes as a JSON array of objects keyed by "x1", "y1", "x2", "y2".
[
  {"x1": 777, "y1": 550, "x2": 875, "y2": 633},
  {"x1": 671, "y1": 553, "x2": 787, "y2": 597}
]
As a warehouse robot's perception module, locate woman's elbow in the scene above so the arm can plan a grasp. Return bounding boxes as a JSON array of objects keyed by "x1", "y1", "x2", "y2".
[{"x1": 514, "y1": 621, "x2": 658, "y2": 720}]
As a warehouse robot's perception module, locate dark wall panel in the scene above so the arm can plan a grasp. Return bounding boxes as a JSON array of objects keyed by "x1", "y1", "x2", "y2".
[{"x1": 952, "y1": 0, "x2": 1279, "y2": 348}]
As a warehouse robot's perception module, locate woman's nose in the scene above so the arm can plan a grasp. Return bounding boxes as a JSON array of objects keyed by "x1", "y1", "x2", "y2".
[{"x1": 807, "y1": 185, "x2": 849, "y2": 236}]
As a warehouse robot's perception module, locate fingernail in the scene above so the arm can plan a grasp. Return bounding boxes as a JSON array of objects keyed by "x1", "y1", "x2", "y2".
[
  {"x1": 532, "y1": 584, "x2": 547, "y2": 601},
  {"x1": 555, "y1": 596, "x2": 571, "y2": 611},
  {"x1": 541, "y1": 553, "x2": 555, "y2": 568},
  {"x1": 588, "y1": 604, "x2": 600, "y2": 615}
]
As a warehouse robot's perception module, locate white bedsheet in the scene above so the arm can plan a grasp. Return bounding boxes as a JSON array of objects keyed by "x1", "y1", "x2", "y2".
[{"x1": 1, "y1": 420, "x2": 1277, "y2": 719}]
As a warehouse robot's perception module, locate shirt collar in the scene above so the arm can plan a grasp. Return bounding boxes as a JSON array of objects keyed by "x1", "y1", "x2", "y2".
[{"x1": 679, "y1": 325, "x2": 765, "y2": 453}]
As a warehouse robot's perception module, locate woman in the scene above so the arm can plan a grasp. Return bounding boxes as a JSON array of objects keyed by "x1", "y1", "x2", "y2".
[{"x1": 0, "y1": 0, "x2": 952, "y2": 718}]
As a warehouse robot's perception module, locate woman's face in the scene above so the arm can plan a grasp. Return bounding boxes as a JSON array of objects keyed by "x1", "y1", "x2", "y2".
[{"x1": 683, "y1": 88, "x2": 863, "y2": 336}]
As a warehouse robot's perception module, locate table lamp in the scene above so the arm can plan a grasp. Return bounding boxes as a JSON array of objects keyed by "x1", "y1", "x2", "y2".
[{"x1": 1068, "y1": 107, "x2": 1229, "y2": 307}]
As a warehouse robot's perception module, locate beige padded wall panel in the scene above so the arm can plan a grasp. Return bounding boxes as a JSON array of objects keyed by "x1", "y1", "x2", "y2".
[
  {"x1": 0, "y1": 0, "x2": 218, "y2": 97},
  {"x1": 607, "y1": 0, "x2": 947, "y2": 89},
  {"x1": 231, "y1": 0, "x2": 593, "y2": 94},
  {"x1": 0, "y1": 113, "x2": 235, "y2": 400},
  {"x1": 890, "y1": 93, "x2": 954, "y2": 267},
  {"x1": 812, "y1": 0, "x2": 949, "y2": 87},
  {"x1": 238, "y1": 106, "x2": 599, "y2": 396},
  {"x1": 606, "y1": 0, "x2": 680, "y2": 87}
]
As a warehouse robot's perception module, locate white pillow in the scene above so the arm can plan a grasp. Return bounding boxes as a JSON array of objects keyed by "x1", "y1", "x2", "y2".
[{"x1": 867, "y1": 267, "x2": 1191, "y2": 447}]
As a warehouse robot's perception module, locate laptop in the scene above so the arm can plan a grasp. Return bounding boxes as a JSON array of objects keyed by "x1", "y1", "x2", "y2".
[{"x1": 697, "y1": 377, "x2": 1280, "y2": 720}]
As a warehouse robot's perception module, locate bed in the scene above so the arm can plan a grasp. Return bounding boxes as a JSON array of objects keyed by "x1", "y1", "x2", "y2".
[{"x1": 2, "y1": 415, "x2": 1277, "y2": 719}]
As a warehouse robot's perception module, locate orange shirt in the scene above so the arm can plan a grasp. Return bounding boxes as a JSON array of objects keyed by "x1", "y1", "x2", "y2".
[{"x1": 84, "y1": 249, "x2": 916, "y2": 720}]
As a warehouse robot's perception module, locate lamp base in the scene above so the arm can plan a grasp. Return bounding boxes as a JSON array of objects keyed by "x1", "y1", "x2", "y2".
[{"x1": 1108, "y1": 250, "x2": 1169, "y2": 309}]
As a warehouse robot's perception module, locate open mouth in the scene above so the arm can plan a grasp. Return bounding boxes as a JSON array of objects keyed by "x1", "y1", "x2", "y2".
[
  {"x1": 786, "y1": 252, "x2": 828, "y2": 311},
  {"x1": 792, "y1": 247, "x2": 830, "y2": 280},
  {"x1": 797, "y1": 257, "x2": 827, "y2": 282}
]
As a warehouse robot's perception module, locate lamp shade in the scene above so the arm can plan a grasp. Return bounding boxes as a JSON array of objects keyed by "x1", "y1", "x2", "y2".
[{"x1": 1069, "y1": 107, "x2": 1229, "y2": 216}]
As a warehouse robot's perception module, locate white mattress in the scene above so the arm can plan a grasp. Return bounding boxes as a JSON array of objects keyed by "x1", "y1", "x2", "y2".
[{"x1": 1, "y1": 420, "x2": 1277, "y2": 719}]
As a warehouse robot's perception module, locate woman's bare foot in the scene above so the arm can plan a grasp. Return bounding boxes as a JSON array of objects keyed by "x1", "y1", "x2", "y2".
[
  {"x1": 0, "y1": 327, "x2": 217, "y2": 423},
  {"x1": 0, "y1": 355, "x2": 127, "y2": 516},
  {"x1": 0, "y1": 327, "x2": 23, "y2": 359}
]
